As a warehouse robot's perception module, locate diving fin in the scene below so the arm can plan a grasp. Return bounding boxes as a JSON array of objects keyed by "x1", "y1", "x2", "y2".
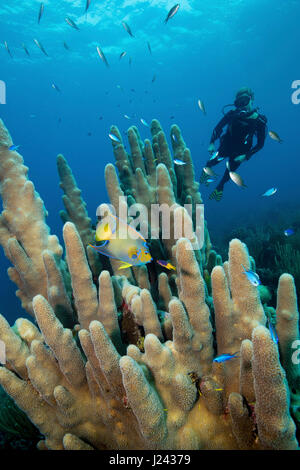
[{"x1": 209, "y1": 189, "x2": 223, "y2": 202}]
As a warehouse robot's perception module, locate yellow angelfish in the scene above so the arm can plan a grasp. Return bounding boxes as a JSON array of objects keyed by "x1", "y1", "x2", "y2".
[{"x1": 89, "y1": 212, "x2": 152, "y2": 270}]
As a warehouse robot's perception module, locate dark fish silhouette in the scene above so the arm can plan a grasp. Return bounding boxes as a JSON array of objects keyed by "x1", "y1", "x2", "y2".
[
  {"x1": 63, "y1": 41, "x2": 70, "y2": 50},
  {"x1": 38, "y1": 3, "x2": 44, "y2": 24},
  {"x1": 85, "y1": 0, "x2": 91, "y2": 13},
  {"x1": 152, "y1": 74, "x2": 156, "y2": 83},
  {"x1": 22, "y1": 44, "x2": 30, "y2": 56},
  {"x1": 65, "y1": 17, "x2": 80, "y2": 31},
  {"x1": 164, "y1": 4, "x2": 180, "y2": 24},
  {"x1": 147, "y1": 41, "x2": 152, "y2": 55},
  {"x1": 122, "y1": 21, "x2": 134, "y2": 37},
  {"x1": 97, "y1": 46, "x2": 109, "y2": 67},
  {"x1": 119, "y1": 51, "x2": 127, "y2": 60}
]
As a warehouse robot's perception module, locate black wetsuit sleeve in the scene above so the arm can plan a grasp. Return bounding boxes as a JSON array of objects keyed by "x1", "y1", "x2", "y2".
[
  {"x1": 246, "y1": 116, "x2": 267, "y2": 160},
  {"x1": 210, "y1": 112, "x2": 233, "y2": 143}
]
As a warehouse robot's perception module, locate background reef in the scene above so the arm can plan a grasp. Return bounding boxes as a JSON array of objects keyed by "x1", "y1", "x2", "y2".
[
  {"x1": 0, "y1": 118, "x2": 299, "y2": 450},
  {"x1": 218, "y1": 204, "x2": 300, "y2": 306}
]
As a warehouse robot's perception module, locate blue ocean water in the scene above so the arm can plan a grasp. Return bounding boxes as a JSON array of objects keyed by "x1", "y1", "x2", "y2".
[{"x1": 0, "y1": 0, "x2": 299, "y2": 322}]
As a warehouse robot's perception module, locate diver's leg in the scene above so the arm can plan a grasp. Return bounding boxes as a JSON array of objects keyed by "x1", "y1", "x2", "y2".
[{"x1": 209, "y1": 159, "x2": 242, "y2": 201}]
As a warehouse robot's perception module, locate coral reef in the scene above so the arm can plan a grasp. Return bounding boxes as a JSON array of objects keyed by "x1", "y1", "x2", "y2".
[
  {"x1": 0, "y1": 118, "x2": 299, "y2": 450},
  {"x1": 220, "y1": 212, "x2": 300, "y2": 304}
]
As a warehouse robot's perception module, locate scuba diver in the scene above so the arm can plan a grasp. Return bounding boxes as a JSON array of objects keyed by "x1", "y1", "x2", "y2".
[{"x1": 200, "y1": 87, "x2": 268, "y2": 202}]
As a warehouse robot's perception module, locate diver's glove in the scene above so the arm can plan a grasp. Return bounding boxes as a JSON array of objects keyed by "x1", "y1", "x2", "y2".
[{"x1": 209, "y1": 189, "x2": 223, "y2": 202}]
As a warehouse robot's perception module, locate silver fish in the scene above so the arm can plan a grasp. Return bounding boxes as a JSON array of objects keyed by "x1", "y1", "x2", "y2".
[
  {"x1": 203, "y1": 167, "x2": 217, "y2": 177},
  {"x1": 119, "y1": 51, "x2": 127, "y2": 60},
  {"x1": 33, "y1": 39, "x2": 48, "y2": 56},
  {"x1": 198, "y1": 99, "x2": 206, "y2": 115},
  {"x1": 4, "y1": 41, "x2": 12, "y2": 58},
  {"x1": 269, "y1": 131, "x2": 282, "y2": 143},
  {"x1": 164, "y1": 4, "x2": 180, "y2": 24},
  {"x1": 65, "y1": 17, "x2": 80, "y2": 31},
  {"x1": 38, "y1": 3, "x2": 44, "y2": 24},
  {"x1": 52, "y1": 83, "x2": 61, "y2": 92},
  {"x1": 229, "y1": 171, "x2": 247, "y2": 188},
  {"x1": 122, "y1": 21, "x2": 134, "y2": 37},
  {"x1": 97, "y1": 46, "x2": 109, "y2": 67}
]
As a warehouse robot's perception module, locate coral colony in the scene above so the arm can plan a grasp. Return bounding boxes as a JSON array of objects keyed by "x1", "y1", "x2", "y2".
[{"x1": 0, "y1": 118, "x2": 299, "y2": 450}]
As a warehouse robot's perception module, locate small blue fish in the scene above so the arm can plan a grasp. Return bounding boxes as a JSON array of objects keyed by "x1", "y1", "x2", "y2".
[
  {"x1": 174, "y1": 159, "x2": 186, "y2": 166},
  {"x1": 241, "y1": 264, "x2": 261, "y2": 287},
  {"x1": 262, "y1": 187, "x2": 277, "y2": 197},
  {"x1": 109, "y1": 133, "x2": 121, "y2": 143},
  {"x1": 9, "y1": 144, "x2": 20, "y2": 151},
  {"x1": 213, "y1": 352, "x2": 239, "y2": 363},
  {"x1": 284, "y1": 228, "x2": 294, "y2": 237},
  {"x1": 209, "y1": 151, "x2": 219, "y2": 161},
  {"x1": 140, "y1": 118, "x2": 149, "y2": 127},
  {"x1": 206, "y1": 178, "x2": 214, "y2": 183},
  {"x1": 267, "y1": 318, "x2": 279, "y2": 344},
  {"x1": 217, "y1": 157, "x2": 224, "y2": 162}
]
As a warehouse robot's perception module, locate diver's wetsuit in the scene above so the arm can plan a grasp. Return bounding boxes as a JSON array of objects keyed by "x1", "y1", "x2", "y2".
[{"x1": 206, "y1": 109, "x2": 267, "y2": 191}]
